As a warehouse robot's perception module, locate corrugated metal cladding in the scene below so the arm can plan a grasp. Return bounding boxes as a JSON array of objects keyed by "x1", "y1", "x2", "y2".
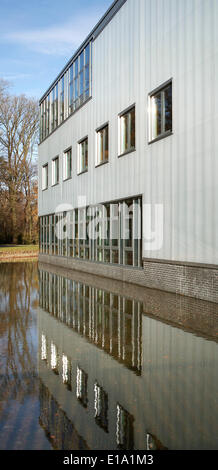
[{"x1": 38, "y1": 0, "x2": 218, "y2": 266}]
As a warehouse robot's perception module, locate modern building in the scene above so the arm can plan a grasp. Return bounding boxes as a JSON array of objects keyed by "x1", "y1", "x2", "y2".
[{"x1": 38, "y1": 0, "x2": 218, "y2": 303}]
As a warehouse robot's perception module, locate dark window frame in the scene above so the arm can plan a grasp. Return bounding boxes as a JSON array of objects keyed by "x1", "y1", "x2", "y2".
[
  {"x1": 78, "y1": 136, "x2": 88, "y2": 175},
  {"x1": 119, "y1": 104, "x2": 136, "y2": 157},
  {"x1": 52, "y1": 155, "x2": 59, "y2": 186},
  {"x1": 42, "y1": 163, "x2": 48, "y2": 191},
  {"x1": 148, "y1": 79, "x2": 173, "y2": 144},
  {"x1": 96, "y1": 122, "x2": 109, "y2": 167},
  {"x1": 63, "y1": 147, "x2": 72, "y2": 181}
]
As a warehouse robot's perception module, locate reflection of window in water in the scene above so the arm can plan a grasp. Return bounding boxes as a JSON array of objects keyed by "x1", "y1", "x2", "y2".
[
  {"x1": 94, "y1": 382, "x2": 108, "y2": 432},
  {"x1": 62, "y1": 354, "x2": 72, "y2": 390},
  {"x1": 76, "y1": 367, "x2": 88, "y2": 408},
  {"x1": 116, "y1": 404, "x2": 134, "y2": 450},
  {"x1": 41, "y1": 334, "x2": 47, "y2": 361},
  {"x1": 39, "y1": 381, "x2": 88, "y2": 450},
  {"x1": 146, "y1": 433, "x2": 167, "y2": 450},
  {"x1": 51, "y1": 342, "x2": 59, "y2": 374}
]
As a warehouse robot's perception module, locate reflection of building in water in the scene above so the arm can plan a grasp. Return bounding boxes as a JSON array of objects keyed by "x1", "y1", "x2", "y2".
[
  {"x1": 38, "y1": 267, "x2": 218, "y2": 450},
  {"x1": 39, "y1": 381, "x2": 89, "y2": 450},
  {"x1": 39, "y1": 269, "x2": 142, "y2": 375}
]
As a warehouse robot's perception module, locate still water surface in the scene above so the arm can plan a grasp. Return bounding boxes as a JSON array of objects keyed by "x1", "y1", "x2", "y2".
[{"x1": 0, "y1": 261, "x2": 217, "y2": 450}]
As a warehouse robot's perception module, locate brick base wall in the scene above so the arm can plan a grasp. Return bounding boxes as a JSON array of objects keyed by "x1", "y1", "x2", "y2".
[
  {"x1": 142, "y1": 260, "x2": 218, "y2": 304},
  {"x1": 38, "y1": 253, "x2": 218, "y2": 304}
]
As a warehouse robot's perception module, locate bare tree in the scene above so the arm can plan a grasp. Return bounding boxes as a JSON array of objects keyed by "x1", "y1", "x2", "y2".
[{"x1": 0, "y1": 81, "x2": 39, "y2": 243}]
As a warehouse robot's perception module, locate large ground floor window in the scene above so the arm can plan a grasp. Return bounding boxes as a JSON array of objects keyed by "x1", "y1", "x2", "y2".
[{"x1": 39, "y1": 196, "x2": 142, "y2": 268}]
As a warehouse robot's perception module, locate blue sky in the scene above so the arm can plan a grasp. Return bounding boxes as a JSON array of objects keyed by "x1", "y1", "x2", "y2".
[{"x1": 0, "y1": 0, "x2": 112, "y2": 99}]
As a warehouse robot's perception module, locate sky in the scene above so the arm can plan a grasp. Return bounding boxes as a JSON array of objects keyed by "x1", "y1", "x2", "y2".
[{"x1": 0, "y1": 0, "x2": 112, "y2": 99}]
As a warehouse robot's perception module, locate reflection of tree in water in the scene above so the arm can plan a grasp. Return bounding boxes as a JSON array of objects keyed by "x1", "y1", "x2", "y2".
[{"x1": 0, "y1": 262, "x2": 38, "y2": 406}]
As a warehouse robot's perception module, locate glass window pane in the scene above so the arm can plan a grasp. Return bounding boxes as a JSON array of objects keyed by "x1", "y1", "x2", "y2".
[
  {"x1": 125, "y1": 251, "x2": 133, "y2": 266},
  {"x1": 150, "y1": 82, "x2": 172, "y2": 140},
  {"x1": 85, "y1": 139, "x2": 88, "y2": 168},
  {"x1": 164, "y1": 85, "x2": 172, "y2": 132},
  {"x1": 79, "y1": 138, "x2": 88, "y2": 172},
  {"x1": 85, "y1": 44, "x2": 90, "y2": 65},
  {"x1": 53, "y1": 157, "x2": 59, "y2": 184},
  {"x1": 99, "y1": 131, "x2": 104, "y2": 162},
  {"x1": 55, "y1": 84, "x2": 58, "y2": 127},
  {"x1": 69, "y1": 83, "x2": 73, "y2": 107},
  {"x1": 75, "y1": 58, "x2": 79, "y2": 76},
  {"x1": 70, "y1": 64, "x2": 74, "y2": 82},
  {"x1": 112, "y1": 251, "x2": 118, "y2": 264},
  {"x1": 85, "y1": 66, "x2": 89, "y2": 91},
  {"x1": 120, "y1": 108, "x2": 135, "y2": 154},
  {"x1": 75, "y1": 78, "x2": 78, "y2": 99},
  {"x1": 130, "y1": 108, "x2": 135, "y2": 148},
  {"x1": 122, "y1": 114, "x2": 128, "y2": 152},
  {"x1": 42, "y1": 164, "x2": 48, "y2": 190},
  {"x1": 80, "y1": 70, "x2": 84, "y2": 96},
  {"x1": 79, "y1": 51, "x2": 84, "y2": 71},
  {"x1": 104, "y1": 250, "x2": 110, "y2": 263},
  {"x1": 152, "y1": 92, "x2": 161, "y2": 139},
  {"x1": 67, "y1": 151, "x2": 71, "y2": 178},
  {"x1": 104, "y1": 126, "x2": 109, "y2": 160}
]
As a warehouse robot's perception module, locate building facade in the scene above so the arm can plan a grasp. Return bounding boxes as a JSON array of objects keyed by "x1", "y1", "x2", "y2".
[{"x1": 38, "y1": 0, "x2": 218, "y2": 303}]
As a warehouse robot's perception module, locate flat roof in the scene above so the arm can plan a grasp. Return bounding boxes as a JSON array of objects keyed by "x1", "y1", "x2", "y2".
[{"x1": 39, "y1": 0, "x2": 127, "y2": 104}]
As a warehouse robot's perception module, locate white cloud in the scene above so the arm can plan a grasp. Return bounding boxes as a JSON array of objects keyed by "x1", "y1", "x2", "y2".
[
  {"x1": 3, "y1": 13, "x2": 100, "y2": 56},
  {"x1": 2, "y1": 73, "x2": 32, "y2": 81}
]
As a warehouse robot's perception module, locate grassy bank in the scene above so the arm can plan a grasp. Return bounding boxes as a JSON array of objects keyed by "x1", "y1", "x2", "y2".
[{"x1": 0, "y1": 245, "x2": 39, "y2": 261}]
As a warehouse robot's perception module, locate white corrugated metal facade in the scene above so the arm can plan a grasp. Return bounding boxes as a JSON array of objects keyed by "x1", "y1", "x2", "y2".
[{"x1": 38, "y1": 0, "x2": 218, "y2": 266}]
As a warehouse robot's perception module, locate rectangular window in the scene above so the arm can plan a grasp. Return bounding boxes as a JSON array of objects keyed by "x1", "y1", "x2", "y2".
[
  {"x1": 76, "y1": 366, "x2": 88, "y2": 408},
  {"x1": 119, "y1": 106, "x2": 135, "y2": 155},
  {"x1": 52, "y1": 156, "x2": 59, "y2": 185},
  {"x1": 69, "y1": 64, "x2": 74, "y2": 114},
  {"x1": 42, "y1": 164, "x2": 48, "y2": 190},
  {"x1": 96, "y1": 124, "x2": 109, "y2": 166},
  {"x1": 42, "y1": 100, "x2": 46, "y2": 140},
  {"x1": 149, "y1": 80, "x2": 172, "y2": 142},
  {"x1": 39, "y1": 196, "x2": 142, "y2": 267},
  {"x1": 84, "y1": 43, "x2": 90, "y2": 100},
  {"x1": 63, "y1": 148, "x2": 72, "y2": 181},
  {"x1": 62, "y1": 354, "x2": 72, "y2": 391},
  {"x1": 116, "y1": 404, "x2": 134, "y2": 450},
  {"x1": 51, "y1": 342, "x2": 59, "y2": 375},
  {"x1": 79, "y1": 51, "x2": 84, "y2": 106},
  {"x1": 41, "y1": 334, "x2": 47, "y2": 362},
  {"x1": 51, "y1": 88, "x2": 55, "y2": 131},
  {"x1": 94, "y1": 383, "x2": 108, "y2": 432},
  {"x1": 55, "y1": 83, "x2": 58, "y2": 128},
  {"x1": 40, "y1": 103, "x2": 44, "y2": 142},
  {"x1": 46, "y1": 95, "x2": 50, "y2": 136},
  {"x1": 74, "y1": 57, "x2": 79, "y2": 111},
  {"x1": 39, "y1": 41, "x2": 91, "y2": 141},
  {"x1": 78, "y1": 137, "x2": 88, "y2": 174},
  {"x1": 60, "y1": 76, "x2": 65, "y2": 123}
]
